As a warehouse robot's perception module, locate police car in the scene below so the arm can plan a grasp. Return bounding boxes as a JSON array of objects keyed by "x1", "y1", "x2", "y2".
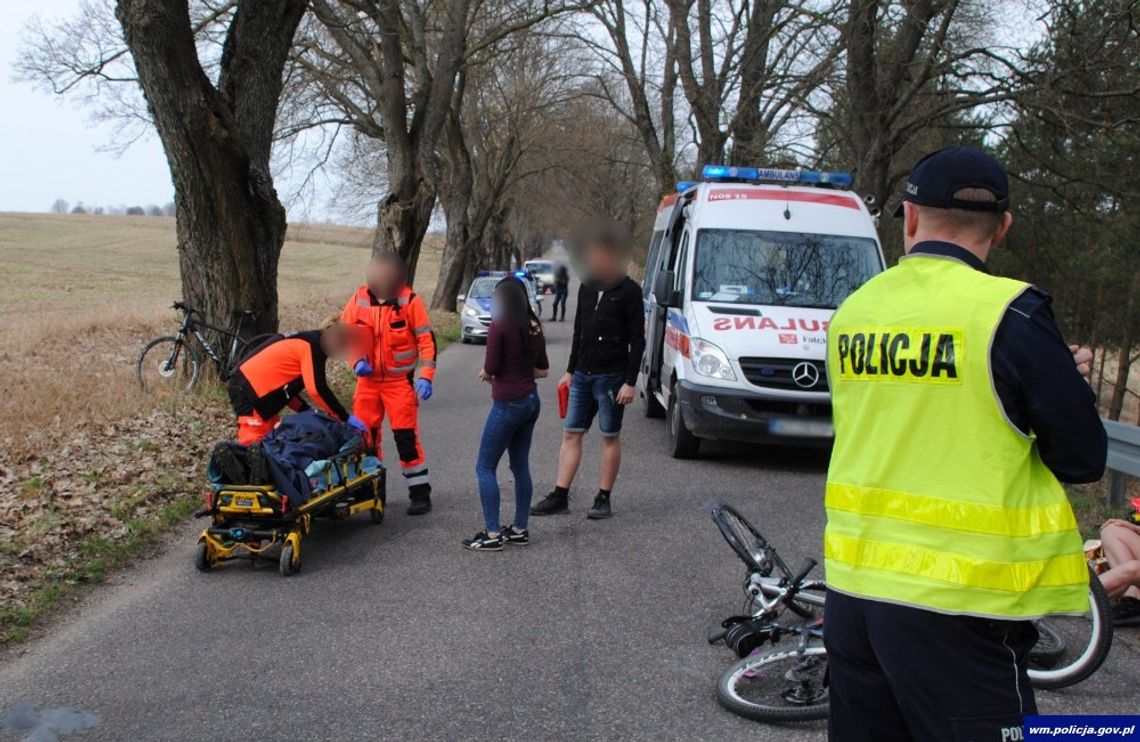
[
  {"x1": 638, "y1": 165, "x2": 886, "y2": 457},
  {"x1": 458, "y1": 271, "x2": 543, "y2": 344}
]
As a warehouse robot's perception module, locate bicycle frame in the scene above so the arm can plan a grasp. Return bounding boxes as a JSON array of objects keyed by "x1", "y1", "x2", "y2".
[
  {"x1": 178, "y1": 311, "x2": 249, "y2": 372},
  {"x1": 746, "y1": 573, "x2": 827, "y2": 618}
]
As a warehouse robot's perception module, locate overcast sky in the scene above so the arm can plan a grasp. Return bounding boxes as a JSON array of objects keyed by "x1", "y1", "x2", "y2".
[{"x1": 0, "y1": 1, "x2": 173, "y2": 214}]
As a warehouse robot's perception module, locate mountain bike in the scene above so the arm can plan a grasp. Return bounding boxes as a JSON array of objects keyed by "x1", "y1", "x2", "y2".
[
  {"x1": 136, "y1": 301, "x2": 278, "y2": 395},
  {"x1": 707, "y1": 502, "x2": 1114, "y2": 724}
]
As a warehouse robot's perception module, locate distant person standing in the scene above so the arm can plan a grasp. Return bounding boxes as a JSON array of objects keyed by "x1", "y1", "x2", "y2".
[
  {"x1": 551, "y1": 264, "x2": 570, "y2": 321},
  {"x1": 531, "y1": 225, "x2": 644, "y2": 520},
  {"x1": 463, "y1": 278, "x2": 549, "y2": 551}
]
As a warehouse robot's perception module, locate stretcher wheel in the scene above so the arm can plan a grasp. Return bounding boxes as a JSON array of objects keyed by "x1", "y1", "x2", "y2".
[
  {"x1": 194, "y1": 541, "x2": 211, "y2": 572},
  {"x1": 279, "y1": 544, "x2": 300, "y2": 576},
  {"x1": 369, "y1": 504, "x2": 384, "y2": 524}
]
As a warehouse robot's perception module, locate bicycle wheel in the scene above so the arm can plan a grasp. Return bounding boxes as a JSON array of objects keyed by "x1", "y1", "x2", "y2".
[
  {"x1": 711, "y1": 502, "x2": 781, "y2": 577},
  {"x1": 715, "y1": 639, "x2": 829, "y2": 722},
  {"x1": 137, "y1": 336, "x2": 201, "y2": 395},
  {"x1": 1028, "y1": 568, "x2": 1113, "y2": 690}
]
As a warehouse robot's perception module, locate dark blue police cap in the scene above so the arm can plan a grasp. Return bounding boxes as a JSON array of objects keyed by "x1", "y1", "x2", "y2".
[{"x1": 892, "y1": 146, "x2": 1010, "y2": 217}]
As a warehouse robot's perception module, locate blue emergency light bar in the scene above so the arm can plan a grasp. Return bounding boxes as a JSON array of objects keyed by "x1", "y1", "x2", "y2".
[
  {"x1": 476, "y1": 270, "x2": 530, "y2": 279},
  {"x1": 676, "y1": 181, "x2": 698, "y2": 193},
  {"x1": 698, "y1": 164, "x2": 852, "y2": 188}
]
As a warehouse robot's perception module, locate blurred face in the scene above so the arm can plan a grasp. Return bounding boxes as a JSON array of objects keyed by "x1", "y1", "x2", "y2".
[
  {"x1": 583, "y1": 242, "x2": 627, "y2": 287},
  {"x1": 367, "y1": 258, "x2": 405, "y2": 300},
  {"x1": 320, "y1": 324, "x2": 353, "y2": 360}
]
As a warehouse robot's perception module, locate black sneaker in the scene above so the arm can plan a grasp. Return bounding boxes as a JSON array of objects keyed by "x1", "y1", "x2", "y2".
[
  {"x1": 530, "y1": 491, "x2": 569, "y2": 516},
  {"x1": 463, "y1": 531, "x2": 504, "y2": 551},
  {"x1": 587, "y1": 492, "x2": 612, "y2": 520},
  {"x1": 1113, "y1": 597, "x2": 1140, "y2": 627},
  {"x1": 502, "y1": 525, "x2": 530, "y2": 545},
  {"x1": 407, "y1": 494, "x2": 432, "y2": 516}
]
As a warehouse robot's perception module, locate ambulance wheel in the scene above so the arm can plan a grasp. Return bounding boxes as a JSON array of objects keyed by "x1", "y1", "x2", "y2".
[
  {"x1": 194, "y1": 541, "x2": 211, "y2": 572},
  {"x1": 279, "y1": 544, "x2": 300, "y2": 576},
  {"x1": 667, "y1": 386, "x2": 701, "y2": 459},
  {"x1": 643, "y1": 388, "x2": 665, "y2": 419}
]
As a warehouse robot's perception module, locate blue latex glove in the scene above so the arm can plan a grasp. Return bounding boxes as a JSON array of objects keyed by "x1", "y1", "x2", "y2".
[
  {"x1": 353, "y1": 359, "x2": 374, "y2": 377},
  {"x1": 346, "y1": 415, "x2": 368, "y2": 433},
  {"x1": 415, "y1": 379, "x2": 433, "y2": 401}
]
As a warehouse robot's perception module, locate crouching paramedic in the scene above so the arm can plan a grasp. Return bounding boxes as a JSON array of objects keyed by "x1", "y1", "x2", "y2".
[
  {"x1": 342, "y1": 252, "x2": 437, "y2": 516},
  {"x1": 226, "y1": 317, "x2": 363, "y2": 444}
]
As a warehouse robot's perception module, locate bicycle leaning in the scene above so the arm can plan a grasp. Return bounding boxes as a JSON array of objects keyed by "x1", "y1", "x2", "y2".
[
  {"x1": 136, "y1": 301, "x2": 278, "y2": 395},
  {"x1": 706, "y1": 501, "x2": 1115, "y2": 724}
]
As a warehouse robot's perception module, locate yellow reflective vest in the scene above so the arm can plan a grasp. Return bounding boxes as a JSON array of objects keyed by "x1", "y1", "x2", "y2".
[{"x1": 824, "y1": 252, "x2": 1088, "y2": 619}]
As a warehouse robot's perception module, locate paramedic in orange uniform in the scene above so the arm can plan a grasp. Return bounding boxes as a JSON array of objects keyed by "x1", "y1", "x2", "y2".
[
  {"x1": 342, "y1": 252, "x2": 438, "y2": 516},
  {"x1": 226, "y1": 318, "x2": 363, "y2": 444}
]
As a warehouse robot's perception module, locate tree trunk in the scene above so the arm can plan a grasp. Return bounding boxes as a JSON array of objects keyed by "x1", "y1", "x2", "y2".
[
  {"x1": 373, "y1": 182, "x2": 437, "y2": 285},
  {"x1": 1108, "y1": 277, "x2": 1136, "y2": 420},
  {"x1": 117, "y1": 0, "x2": 305, "y2": 340},
  {"x1": 432, "y1": 168, "x2": 474, "y2": 310}
]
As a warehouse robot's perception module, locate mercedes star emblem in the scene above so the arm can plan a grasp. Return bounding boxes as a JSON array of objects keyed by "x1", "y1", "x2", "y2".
[{"x1": 791, "y1": 361, "x2": 821, "y2": 389}]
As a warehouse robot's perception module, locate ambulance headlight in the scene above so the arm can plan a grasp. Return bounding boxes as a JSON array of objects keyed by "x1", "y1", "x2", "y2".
[
  {"x1": 464, "y1": 305, "x2": 479, "y2": 317},
  {"x1": 690, "y1": 338, "x2": 736, "y2": 381}
]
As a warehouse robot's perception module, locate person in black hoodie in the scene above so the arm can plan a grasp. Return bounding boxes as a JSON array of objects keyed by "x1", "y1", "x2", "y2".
[{"x1": 531, "y1": 226, "x2": 645, "y2": 519}]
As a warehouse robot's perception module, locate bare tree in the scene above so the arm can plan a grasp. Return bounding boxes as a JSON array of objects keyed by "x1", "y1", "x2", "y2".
[
  {"x1": 19, "y1": 0, "x2": 305, "y2": 337},
  {"x1": 50, "y1": 198, "x2": 70, "y2": 214},
  {"x1": 837, "y1": 0, "x2": 1020, "y2": 207},
  {"x1": 114, "y1": 0, "x2": 306, "y2": 336}
]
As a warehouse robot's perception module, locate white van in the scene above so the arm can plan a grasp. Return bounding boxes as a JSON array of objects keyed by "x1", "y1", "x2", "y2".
[{"x1": 637, "y1": 165, "x2": 886, "y2": 457}]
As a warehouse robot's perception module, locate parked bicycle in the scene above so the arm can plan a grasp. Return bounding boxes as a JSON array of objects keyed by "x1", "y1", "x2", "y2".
[
  {"x1": 706, "y1": 502, "x2": 1114, "y2": 724},
  {"x1": 136, "y1": 301, "x2": 277, "y2": 395}
]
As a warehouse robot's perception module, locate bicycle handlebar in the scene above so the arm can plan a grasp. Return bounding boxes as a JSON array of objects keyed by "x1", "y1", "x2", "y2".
[
  {"x1": 790, "y1": 558, "x2": 817, "y2": 589},
  {"x1": 172, "y1": 301, "x2": 256, "y2": 320}
]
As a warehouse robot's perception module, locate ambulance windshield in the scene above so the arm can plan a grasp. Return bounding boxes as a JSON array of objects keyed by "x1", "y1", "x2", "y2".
[{"x1": 692, "y1": 228, "x2": 881, "y2": 308}]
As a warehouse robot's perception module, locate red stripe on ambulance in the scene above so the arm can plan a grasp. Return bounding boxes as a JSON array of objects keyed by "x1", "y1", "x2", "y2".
[{"x1": 706, "y1": 189, "x2": 859, "y2": 210}]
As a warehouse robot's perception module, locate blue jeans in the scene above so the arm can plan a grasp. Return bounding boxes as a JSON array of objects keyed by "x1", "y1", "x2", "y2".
[
  {"x1": 564, "y1": 371, "x2": 625, "y2": 437},
  {"x1": 475, "y1": 391, "x2": 541, "y2": 532}
]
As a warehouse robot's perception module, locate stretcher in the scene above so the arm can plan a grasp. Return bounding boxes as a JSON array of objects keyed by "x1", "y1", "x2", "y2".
[{"x1": 194, "y1": 447, "x2": 385, "y2": 576}]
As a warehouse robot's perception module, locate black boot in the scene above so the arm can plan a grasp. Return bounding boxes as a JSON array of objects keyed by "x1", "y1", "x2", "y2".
[
  {"x1": 530, "y1": 489, "x2": 569, "y2": 516},
  {"x1": 587, "y1": 491, "x2": 612, "y2": 519},
  {"x1": 407, "y1": 484, "x2": 432, "y2": 516}
]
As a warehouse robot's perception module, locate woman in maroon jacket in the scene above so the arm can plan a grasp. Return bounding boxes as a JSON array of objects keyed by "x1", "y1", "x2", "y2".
[{"x1": 463, "y1": 278, "x2": 549, "y2": 551}]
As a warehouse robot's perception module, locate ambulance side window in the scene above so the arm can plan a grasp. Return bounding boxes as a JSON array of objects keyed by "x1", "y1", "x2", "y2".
[
  {"x1": 643, "y1": 230, "x2": 665, "y2": 295},
  {"x1": 672, "y1": 232, "x2": 689, "y2": 305}
]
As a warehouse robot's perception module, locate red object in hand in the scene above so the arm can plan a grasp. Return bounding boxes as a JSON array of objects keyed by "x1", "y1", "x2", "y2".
[{"x1": 558, "y1": 382, "x2": 570, "y2": 419}]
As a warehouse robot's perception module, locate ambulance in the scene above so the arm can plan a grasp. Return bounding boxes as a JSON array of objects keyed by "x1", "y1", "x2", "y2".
[{"x1": 637, "y1": 165, "x2": 886, "y2": 457}]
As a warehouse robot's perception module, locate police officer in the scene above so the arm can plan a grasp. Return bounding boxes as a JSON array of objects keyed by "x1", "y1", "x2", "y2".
[{"x1": 823, "y1": 147, "x2": 1107, "y2": 741}]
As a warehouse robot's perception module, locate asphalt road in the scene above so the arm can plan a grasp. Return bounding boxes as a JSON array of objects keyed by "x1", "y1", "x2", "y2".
[{"x1": 1, "y1": 288, "x2": 1137, "y2": 742}]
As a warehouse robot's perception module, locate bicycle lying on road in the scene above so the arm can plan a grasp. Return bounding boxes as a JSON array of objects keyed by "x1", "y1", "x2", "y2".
[
  {"x1": 136, "y1": 301, "x2": 277, "y2": 395},
  {"x1": 706, "y1": 501, "x2": 1115, "y2": 724}
]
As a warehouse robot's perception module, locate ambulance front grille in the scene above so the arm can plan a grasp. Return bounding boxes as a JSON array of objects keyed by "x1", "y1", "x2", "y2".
[{"x1": 738, "y1": 357, "x2": 829, "y2": 392}]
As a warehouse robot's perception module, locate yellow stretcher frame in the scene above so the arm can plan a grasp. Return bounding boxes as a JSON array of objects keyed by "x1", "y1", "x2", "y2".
[{"x1": 195, "y1": 452, "x2": 384, "y2": 577}]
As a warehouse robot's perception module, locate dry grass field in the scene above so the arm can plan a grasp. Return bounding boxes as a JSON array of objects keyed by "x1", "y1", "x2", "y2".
[{"x1": 0, "y1": 212, "x2": 451, "y2": 641}]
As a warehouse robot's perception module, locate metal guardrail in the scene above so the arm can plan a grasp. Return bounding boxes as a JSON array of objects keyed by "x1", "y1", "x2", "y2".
[{"x1": 1105, "y1": 418, "x2": 1140, "y2": 508}]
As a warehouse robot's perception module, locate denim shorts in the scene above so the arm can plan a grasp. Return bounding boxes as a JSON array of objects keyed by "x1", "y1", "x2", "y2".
[{"x1": 564, "y1": 371, "x2": 625, "y2": 437}]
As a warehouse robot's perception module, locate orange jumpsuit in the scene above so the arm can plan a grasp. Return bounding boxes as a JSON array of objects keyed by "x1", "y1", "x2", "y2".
[
  {"x1": 227, "y1": 331, "x2": 350, "y2": 444},
  {"x1": 341, "y1": 285, "x2": 437, "y2": 495}
]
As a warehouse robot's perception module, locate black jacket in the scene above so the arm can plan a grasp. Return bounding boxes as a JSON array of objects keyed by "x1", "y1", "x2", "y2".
[{"x1": 567, "y1": 277, "x2": 646, "y2": 386}]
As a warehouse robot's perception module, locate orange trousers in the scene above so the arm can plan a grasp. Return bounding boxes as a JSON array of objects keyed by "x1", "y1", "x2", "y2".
[
  {"x1": 236, "y1": 412, "x2": 280, "y2": 445},
  {"x1": 353, "y1": 378, "x2": 430, "y2": 494}
]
